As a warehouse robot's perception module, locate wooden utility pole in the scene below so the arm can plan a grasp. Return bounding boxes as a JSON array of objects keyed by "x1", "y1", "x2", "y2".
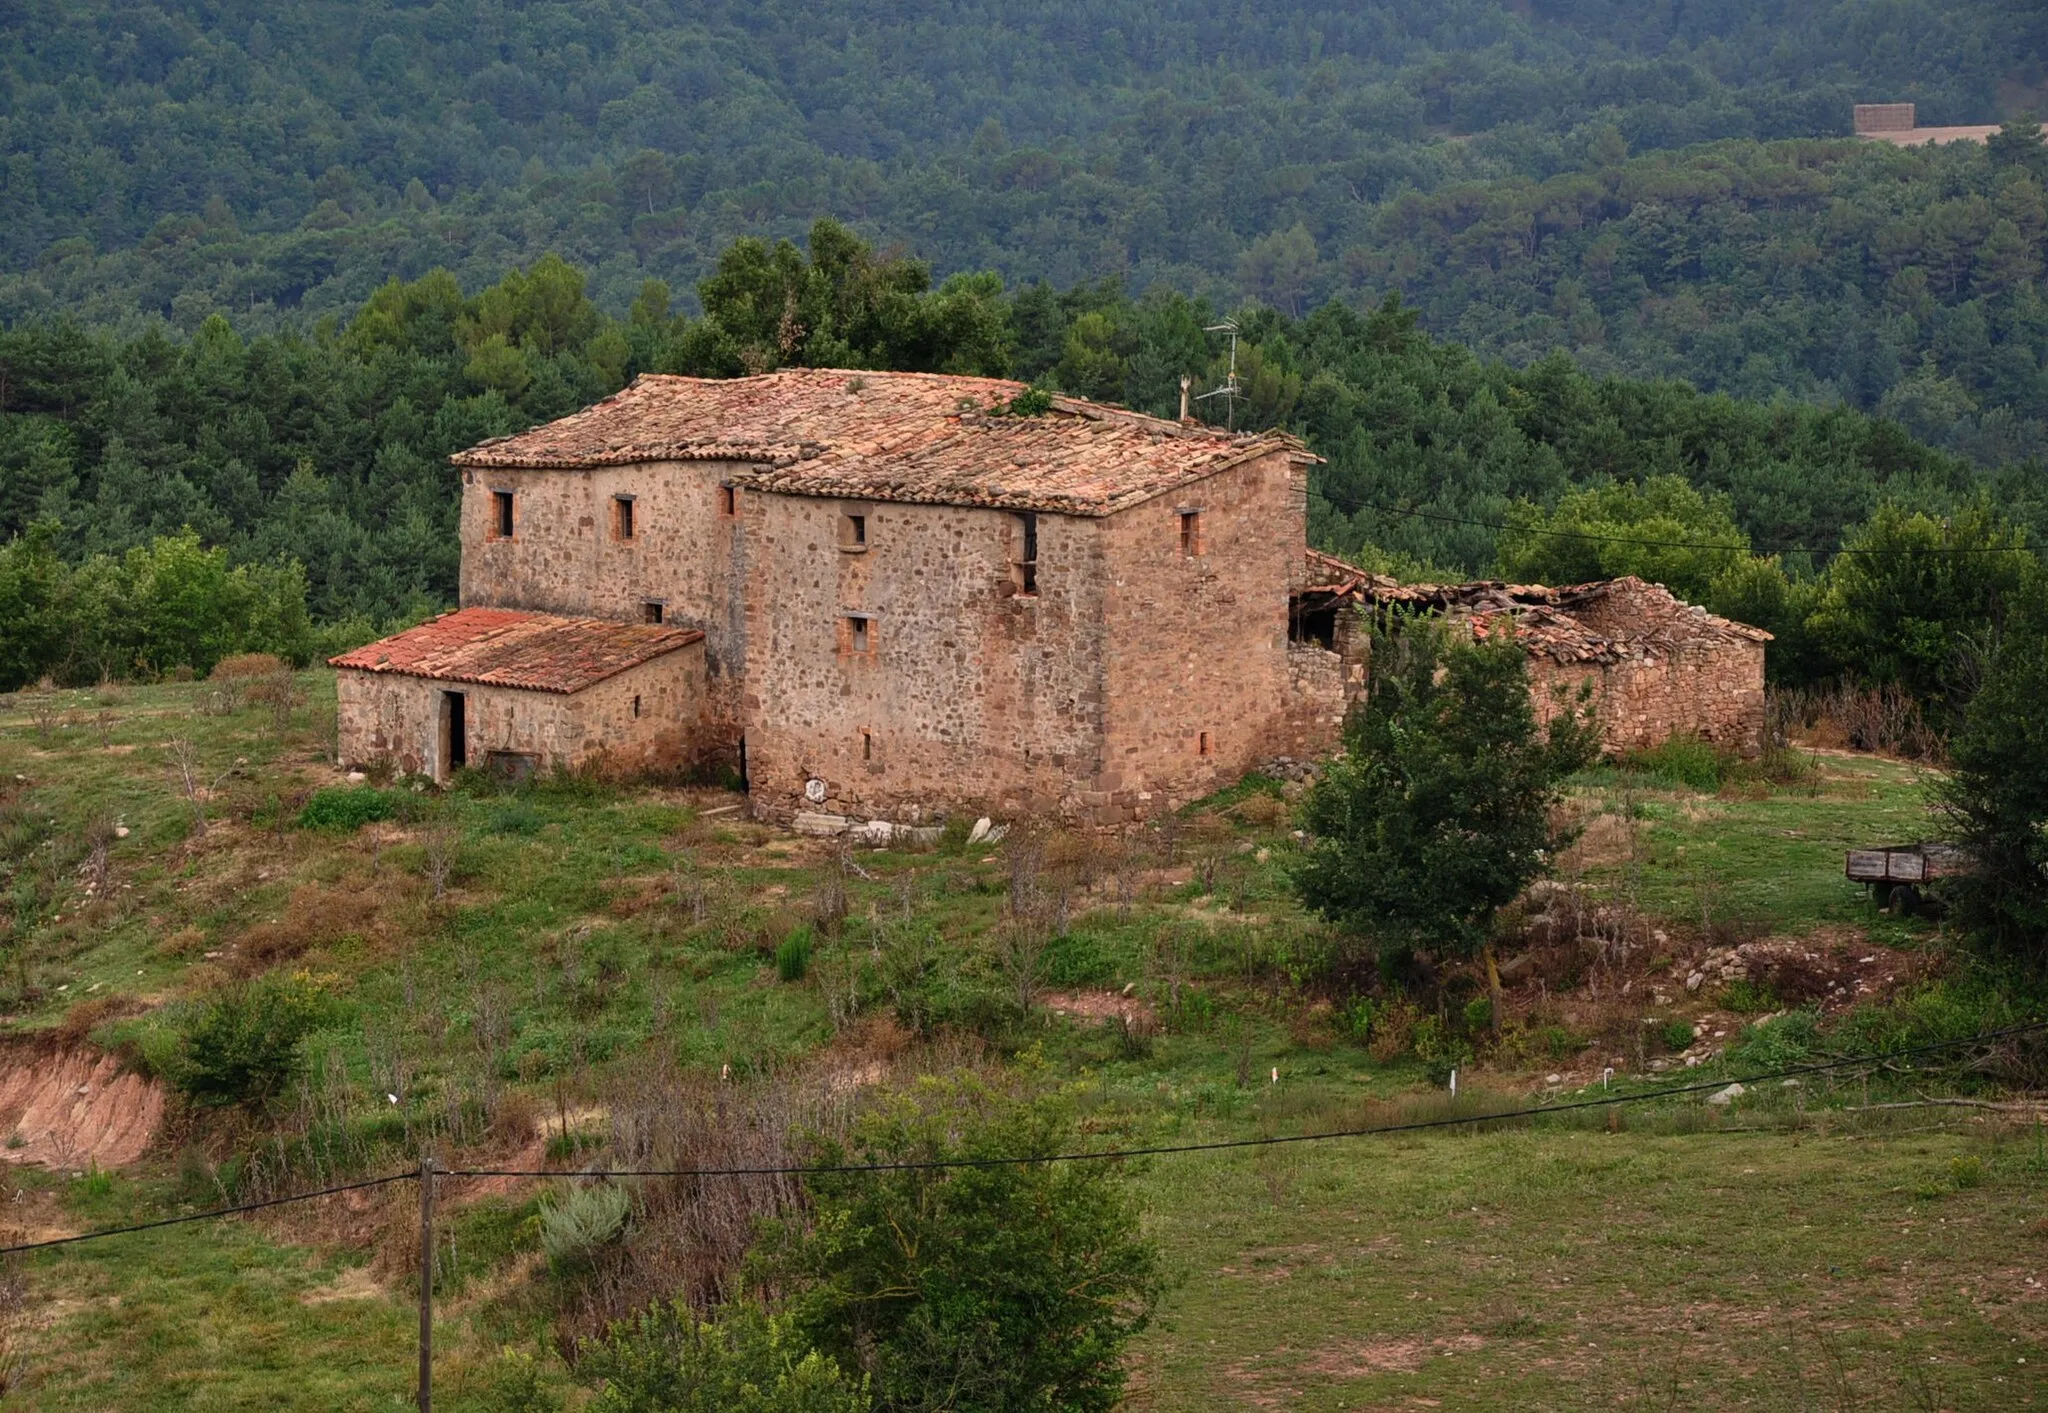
[{"x1": 417, "y1": 1154, "x2": 436, "y2": 1413}]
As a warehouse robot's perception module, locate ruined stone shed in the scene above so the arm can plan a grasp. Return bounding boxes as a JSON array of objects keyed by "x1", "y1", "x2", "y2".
[{"x1": 1300, "y1": 565, "x2": 1773, "y2": 757}]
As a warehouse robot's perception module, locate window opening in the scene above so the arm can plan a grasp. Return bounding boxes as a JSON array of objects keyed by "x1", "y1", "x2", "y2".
[
  {"x1": 719, "y1": 484, "x2": 737, "y2": 517},
  {"x1": 1179, "y1": 510, "x2": 1203, "y2": 557},
  {"x1": 643, "y1": 601, "x2": 664, "y2": 624},
  {"x1": 1289, "y1": 594, "x2": 1339, "y2": 649},
  {"x1": 861, "y1": 729, "x2": 873, "y2": 761},
  {"x1": 613, "y1": 495, "x2": 635, "y2": 541},
  {"x1": 1015, "y1": 512, "x2": 1039, "y2": 595},
  {"x1": 840, "y1": 513, "x2": 867, "y2": 549},
  {"x1": 1198, "y1": 730, "x2": 1212, "y2": 756},
  {"x1": 492, "y1": 490, "x2": 515, "y2": 539},
  {"x1": 845, "y1": 615, "x2": 872, "y2": 654},
  {"x1": 632, "y1": 695, "x2": 642, "y2": 719}
]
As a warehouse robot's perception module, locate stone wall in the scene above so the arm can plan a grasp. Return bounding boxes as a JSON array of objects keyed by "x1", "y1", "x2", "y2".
[
  {"x1": 737, "y1": 493, "x2": 1111, "y2": 824},
  {"x1": 458, "y1": 460, "x2": 748, "y2": 746},
  {"x1": 1088, "y1": 449, "x2": 1307, "y2": 821},
  {"x1": 334, "y1": 644, "x2": 706, "y2": 782},
  {"x1": 1525, "y1": 639, "x2": 1766, "y2": 757}
]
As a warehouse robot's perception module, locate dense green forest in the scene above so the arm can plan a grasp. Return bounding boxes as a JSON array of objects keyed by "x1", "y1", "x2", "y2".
[
  {"x1": 1, "y1": 224, "x2": 2040, "y2": 697},
  {"x1": 6, "y1": 2, "x2": 2048, "y2": 438}
]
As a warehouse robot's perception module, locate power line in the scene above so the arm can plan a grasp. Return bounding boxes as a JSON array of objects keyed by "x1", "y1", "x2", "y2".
[
  {"x1": 1317, "y1": 490, "x2": 2039, "y2": 559},
  {"x1": 0, "y1": 1172, "x2": 412, "y2": 1256},
  {"x1": 5, "y1": 1020, "x2": 2040, "y2": 1258}
]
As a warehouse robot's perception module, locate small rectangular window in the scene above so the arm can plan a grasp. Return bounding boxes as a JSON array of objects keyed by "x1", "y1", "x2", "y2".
[
  {"x1": 632, "y1": 694, "x2": 642, "y2": 718},
  {"x1": 643, "y1": 601, "x2": 664, "y2": 625},
  {"x1": 1179, "y1": 510, "x2": 1203, "y2": 557},
  {"x1": 719, "y1": 484, "x2": 737, "y2": 517},
  {"x1": 613, "y1": 495, "x2": 635, "y2": 541},
  {"x1": 840, "y1": 512, "x2": 867, "y2": 551},
  {"x1": 1198, "y1": 730, "x2": 1213, "y2": 756},
  {"x1": 492, "y1": 490, "x2": 515, "y2": 539},
  {"x1": 1015, "y1": 512, "x2": 1038, "y2": 596},
  {"x1": 843, "y1": 615, "x2": 872, "y2": 655},
  {"x1": 861, "y1": 728, "x2": 873, "y2": 761}
]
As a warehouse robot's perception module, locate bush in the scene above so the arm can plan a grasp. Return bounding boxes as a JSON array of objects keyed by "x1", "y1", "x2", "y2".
[
  {"x1": 580, "y1": 1300, "x2": 869, "y2": 1413},
  {"x1": 1659, "y1": 1018, "x2": 1696, "y2": 1053},
  {"x1": 776, "y1": 927, "x2": 814, "y2": 983},
  {"x1": 1625, "y1": 734, "x2": 1725, "y2": 792},
  {"x1": 1725, "y1": 1010, "x2": 1819, "y2": 1071},
  {"x1": 766, "y1": 1075, "x2": 1160, "y2": 1413},
  {"x1": 297, "y1": 785, "x2": 399, "y2": 832},
  {"x1": 539, "y1": 1182, "x2": 631, "y2": 1273},
  {"x1": 172, "y1": 976, "x2": 334, "y2": 1110},
  {"x1": 210, "y1": 652, "x2": 286, "y2": 681}
]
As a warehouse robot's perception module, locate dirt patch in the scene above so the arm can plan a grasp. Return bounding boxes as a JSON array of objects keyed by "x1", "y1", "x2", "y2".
[
  {"x1": 1043, "y1": 990, "x2": 1155, "y2": 1025},
  {"x1": 299, "y1": 1264, "x2": 385, "y2": 1305},
  {"x1": 1306, "y1": 1333, "x2": 1486, "y2": 1378},
  {"x1": 0, "y1": 1047, "x2": 163, "y2": 1169}
]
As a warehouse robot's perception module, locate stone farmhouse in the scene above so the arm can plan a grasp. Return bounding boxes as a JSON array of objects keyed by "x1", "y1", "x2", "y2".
[{"x1": 331, "y1": 369, "x2": 1768, "y2": 827}]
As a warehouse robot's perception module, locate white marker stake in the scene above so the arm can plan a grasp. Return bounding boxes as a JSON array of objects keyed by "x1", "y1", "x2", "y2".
[{"x1": 1448, "y1": 1068, "x2": 1457, "y2": 1097}]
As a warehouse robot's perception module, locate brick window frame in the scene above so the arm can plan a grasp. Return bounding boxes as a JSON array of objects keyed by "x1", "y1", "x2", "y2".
[
  {"x1": 838, "y1": 613, "x2": 876, "y2": 656},
  {"x1": 612, "y1": 494, "x2": 637, "y2": 542},
  {"x1": 488, "y1": 489, "x2": 516, "y2": 541},
  {"x1": 1178, "y1": 507, "x2": 1204, "y2": 557}
]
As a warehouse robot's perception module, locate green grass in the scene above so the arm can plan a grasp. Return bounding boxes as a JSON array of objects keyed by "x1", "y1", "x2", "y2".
[{"x1": 0, "y1": 678, "x2": 2035, "y2": 1408}]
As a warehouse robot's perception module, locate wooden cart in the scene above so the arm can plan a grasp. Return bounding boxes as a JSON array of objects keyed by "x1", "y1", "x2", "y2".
[{"x1": 1845, "y1": 842, "x2": 1970, "y2": 916}]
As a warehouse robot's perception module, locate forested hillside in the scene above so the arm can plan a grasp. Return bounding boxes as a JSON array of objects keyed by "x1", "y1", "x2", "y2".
[
  {"x1": 6, "y1": 2, "x2": 2048, "y2": 436},
  {"x1": 2, "y1": 228, "x2": 2040, "y2": 698}
]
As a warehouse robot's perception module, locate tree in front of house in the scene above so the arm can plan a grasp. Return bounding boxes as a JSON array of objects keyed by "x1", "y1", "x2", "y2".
[
  {"x1": 1291, "y1": 617, "x2": 1597, "y2": 1021},
  {"x1": 1937, "y1": 576, "x2": 2048, "y2": 966}
]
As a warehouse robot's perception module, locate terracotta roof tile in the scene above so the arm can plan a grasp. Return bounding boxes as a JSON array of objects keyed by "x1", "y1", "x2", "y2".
[
  {"x1": 329, "y1": 608, "x2": 702, "y2": 694},
  {"x1": 453, "y1": 369, "x2": 1314, "y2": 516}
]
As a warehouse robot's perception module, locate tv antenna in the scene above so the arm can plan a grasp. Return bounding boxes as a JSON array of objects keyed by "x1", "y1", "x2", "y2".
[{"x1": 1196, "y1": 319, "x2": 1244, "y2": 430}]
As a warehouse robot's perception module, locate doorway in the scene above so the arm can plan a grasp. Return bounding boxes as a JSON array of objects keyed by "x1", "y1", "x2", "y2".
[{"x1": 442, "y1": 691, "x2": 467, "y2": 777}]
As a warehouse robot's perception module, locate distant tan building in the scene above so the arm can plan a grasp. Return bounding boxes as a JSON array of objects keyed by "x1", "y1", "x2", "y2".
[
  {"x1": 332, "y1": 371, "x2": 1771, "y2": 827},
  {"x1": 1853, "y1": 101, "x2": 2024, "y2": 148}
]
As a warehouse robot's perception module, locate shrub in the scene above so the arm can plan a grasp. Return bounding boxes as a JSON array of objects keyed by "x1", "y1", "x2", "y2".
[
  {"x1": 1718, "y1": 977, "x2": 1779, "y2": 1014},
  {"x1": 172, "y1": 976, "x2": 334, "y2": 1110},
  {"x1": 1411, "y1": 1013, "x2": 1474, "y2": 1084},
  {"x1": 775, "y1": 927, "x2": 814, "y2": 983},
  {"x1": 1625, "y1": 734, "x2": 1725, "y2": 792},
  {"x1": 766, "y1": 1075, "x2": 1160, "y2": 1413},
  {"x1": 1724, "y1": 1010, "x2": 1819, "y2": 1071},
  {"x1": 539, "y1": 1182, "x2": 631, "y2": 1273},
  {"x1": 1949, "y1": 1155, "x2": 1984, "y2": 1190},
  {"x1": 580, "y1": 1300, "x2": 869, "y2": 1413},
  {"x1": 209, "y1": 652, "x2": 286, "y2": 681},
  {"x1": 297, "y1": 786, "x2": 398, "y2": 832},
  {"x1": 1659, "y1": 1018, "x2": 1697, "y2": 1054}
]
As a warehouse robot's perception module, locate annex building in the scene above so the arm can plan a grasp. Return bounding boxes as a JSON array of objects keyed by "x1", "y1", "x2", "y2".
[{"x1": 332, "y1": 369, "x2": 1768, "y2": 828}]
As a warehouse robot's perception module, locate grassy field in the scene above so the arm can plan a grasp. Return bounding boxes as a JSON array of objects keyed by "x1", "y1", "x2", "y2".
[{"x1": 0, "y1": 672, "x2": 2038, "y2": 1410}]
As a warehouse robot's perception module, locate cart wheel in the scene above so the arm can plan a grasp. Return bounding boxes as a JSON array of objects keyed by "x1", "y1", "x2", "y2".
[{"x1": 1893, "y1": 883, "x2": 1922, "y2": 917}]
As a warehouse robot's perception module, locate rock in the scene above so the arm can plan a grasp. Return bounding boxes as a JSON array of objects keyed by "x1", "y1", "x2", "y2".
[
  {"x1": 792, "y1": 811, "x2": 851, "y2": 836},
  {"x1": 113, "y1": 825, "x2": 129, "y2": 839},
  {"x1": 346, "y1": 770, "x2": 366, "y2": 783},
  {"x1": 1706, "y1": 1083, "x2": 1745, "y2": 1107},
  {"x1": 1648, "y1": 1059, "x2": 1672, "y2": 1072},
  {"x1": 1781, "y1": 1079, "x2": 1802, "y2": 1088},
  {"x1": 967, "y1": 817, "x2": 993, "y2": 845},
  {"x1": 1497, "y1": 952, "x2": 1539, "y2": 983},
  {"x1": 1545, "y1": 1073, "x2": 1563, "y2": 1085},
  {"x1": 1254, "y1": 847, "x2": 1270, "y2": 863},
  {"x1": 1685, "y1": 971, "x2": 1705, "y2": 993}
]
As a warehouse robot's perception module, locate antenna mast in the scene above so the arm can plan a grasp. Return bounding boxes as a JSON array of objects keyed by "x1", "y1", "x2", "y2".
[{"x1": 1196, "y1": 319, "x2": 1244, "y2": 430}]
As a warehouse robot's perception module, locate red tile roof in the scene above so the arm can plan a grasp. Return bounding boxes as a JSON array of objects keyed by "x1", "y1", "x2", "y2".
[
  {"x1": 451, "y1": 369, "x2": 1314, "y2": 516},
  {"x1": 329, "y1": 608, "x2": 702, "y2": 694}
]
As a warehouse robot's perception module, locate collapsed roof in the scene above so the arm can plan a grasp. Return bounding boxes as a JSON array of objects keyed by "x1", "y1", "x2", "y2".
[
  {"x1": 1300, "y1": 550, "x2": 1771, "y2": 665},
  {"x1": 451, "y1": 369, "x2": 1314, "y2": 517}
]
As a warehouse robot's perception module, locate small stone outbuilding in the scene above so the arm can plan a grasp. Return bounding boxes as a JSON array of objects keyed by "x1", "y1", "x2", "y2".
[{"x1": 1287, "y1": 558, "x2": 1772, "y2": 757}]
